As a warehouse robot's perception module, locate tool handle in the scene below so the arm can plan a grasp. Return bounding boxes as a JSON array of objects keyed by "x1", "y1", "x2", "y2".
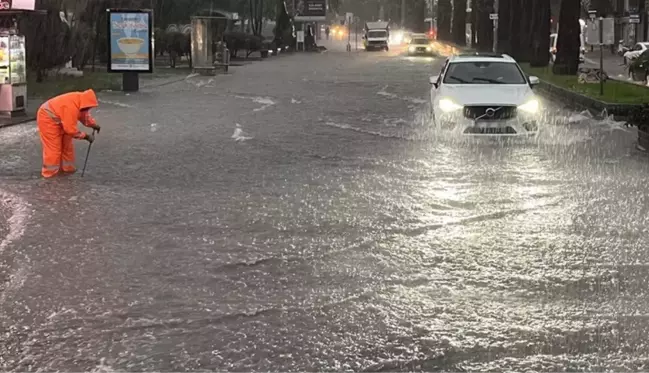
[{"x1": 80, "y1": 129, "x2": 97, "y2": 178}]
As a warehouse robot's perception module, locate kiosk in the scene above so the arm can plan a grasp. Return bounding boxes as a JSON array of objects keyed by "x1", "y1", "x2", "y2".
[
  {"x1": 0, "y1": 30, "x2": 26, "y2": 115},
  {"x1": 0, "y1": 0, "x2": 36, "y2": 120}
]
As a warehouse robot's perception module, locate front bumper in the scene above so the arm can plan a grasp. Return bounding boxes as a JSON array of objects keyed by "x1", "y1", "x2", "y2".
[
  {"x1": 434, "y1": 112, "x2": 539, "y2": 136},
  {"x1": 408, "y1": 47, "x2": 434, "y2": 55}
]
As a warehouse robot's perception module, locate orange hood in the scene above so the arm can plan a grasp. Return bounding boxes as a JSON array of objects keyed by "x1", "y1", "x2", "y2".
[{"x1": 79, "y1": 89, "x2": 98, "y2": 110}]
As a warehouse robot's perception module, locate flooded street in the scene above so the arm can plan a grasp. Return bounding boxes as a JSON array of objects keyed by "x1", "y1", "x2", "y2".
[{"x1": 2, "y1": 42, "x2": 649, "y2": 371}]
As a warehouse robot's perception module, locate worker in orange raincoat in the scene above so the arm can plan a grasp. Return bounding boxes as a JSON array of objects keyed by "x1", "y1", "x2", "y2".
[{"x1": 37, "y1": 89, "x2": 101, "y2": 178}]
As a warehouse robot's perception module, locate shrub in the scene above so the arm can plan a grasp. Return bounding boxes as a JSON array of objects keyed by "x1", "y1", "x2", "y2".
[{"x1": 223, "y1": 31, "x2": 264, "y2": 58}]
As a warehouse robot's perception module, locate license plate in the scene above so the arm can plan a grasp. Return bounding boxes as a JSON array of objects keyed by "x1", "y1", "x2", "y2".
[{"x1": 475, "y1": 121, "x2": 499, "y2": 128}]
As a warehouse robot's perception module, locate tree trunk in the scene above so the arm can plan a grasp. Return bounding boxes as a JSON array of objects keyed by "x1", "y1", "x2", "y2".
[
  {"x1": 591, "y1": 0, "x2": 613, "y2": 16},
  {"x1": 529, "y1": 0, "x2": 551, "y2": 67},
  {"x1": 553, "y1": 0, "x2": 581, "y2": 75},
  {"x1": 516, "y1": 0, "x2": 534, "y2": 62},
  {"x1": 496, "y1": 0, "x2": 511, "y2": 53},
  {"x1": 470, "y1": 0, "x2": 477, "y2": 46},
  {"x1": 507, "y1": 0, "x2": 523, "y2": 59},
  {"x1": 452, "y1": 0, "x2": 467, "y2": 45},
  {"x1": 476, "y1": 0, "x2": 494, "y2": 52},
  {"x1": 406, "y1": 0, "x2": 427, "y2": 32},
  {"x1": 437, "y1": 0, "x2": 452, "y2": 41}
]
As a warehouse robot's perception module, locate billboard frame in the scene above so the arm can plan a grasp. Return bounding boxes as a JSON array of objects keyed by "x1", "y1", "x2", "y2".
[{"x1": 106, "y1": 8, "x2": 154, "y2": 74}]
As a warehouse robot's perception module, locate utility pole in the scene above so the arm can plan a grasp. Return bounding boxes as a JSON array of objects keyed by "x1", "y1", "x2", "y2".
[
  {"x1": 493, "y1": 0, "x2": 499, "y2": 52},
  {"x1": 401, "y1": 0, "x2": 406, "y2": 27}
]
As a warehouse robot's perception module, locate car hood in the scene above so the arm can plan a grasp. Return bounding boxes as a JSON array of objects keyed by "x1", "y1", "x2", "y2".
[{"x1": 439, "y1": 85, "x2": 535, "y2": 106}]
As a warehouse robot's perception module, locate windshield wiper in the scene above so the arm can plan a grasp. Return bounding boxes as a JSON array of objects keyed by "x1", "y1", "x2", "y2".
[
  {"x1": 448, "y1": 76, "x2": 469, "y2": 83},
  {"x1": 472, "y1": 77, "x2": 506, "y2": 84}
]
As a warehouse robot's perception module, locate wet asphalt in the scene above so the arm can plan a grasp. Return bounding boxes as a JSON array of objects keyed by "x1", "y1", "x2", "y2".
[{"x1": 1, "y1": 40, "x2": 649, "y2": 371}]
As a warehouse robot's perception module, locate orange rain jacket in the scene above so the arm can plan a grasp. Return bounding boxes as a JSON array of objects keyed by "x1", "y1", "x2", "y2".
[
  {"x1": 37, "y1": 89, "x2": 99, "y2": 178},
  {"x1": 40, "y1": 89, "x2": 99, "y2": 138}
]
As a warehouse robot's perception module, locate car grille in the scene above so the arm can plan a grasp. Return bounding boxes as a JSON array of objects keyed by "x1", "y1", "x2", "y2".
[
  {"x1": 463, "y1": 105, "x2": 517, "y2": 120},
  {"x1": 464, "y1": 126, "x2": 517, "y2": 135},
  {"x1": 368, "y1": 40, "x2": 384, "y2": 45},
  {"x1": 416, "y1": 47, "x2": 427, "y2": 52}
]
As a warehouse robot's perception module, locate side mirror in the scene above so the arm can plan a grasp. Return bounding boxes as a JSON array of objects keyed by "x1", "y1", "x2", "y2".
[
  {"x1": 528, "y1": 76, "x2": 540, "y2": 86},
  {"x1": 429, "y1": 75, "x2": 439, "y2": 87}
]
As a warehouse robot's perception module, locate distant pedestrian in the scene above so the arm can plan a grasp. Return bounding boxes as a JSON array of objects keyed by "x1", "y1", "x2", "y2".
[
  {"x1": 325, "y1": 26, "x2": 330, "y2": 40},
  {"x1": 36, "y1": 89, "x2": 100, "y2": 178}
]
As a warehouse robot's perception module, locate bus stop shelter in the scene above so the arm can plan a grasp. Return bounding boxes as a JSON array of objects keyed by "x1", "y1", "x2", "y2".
[{"x1": 191, "y1": 11, "x2": 238, "y2": 74}]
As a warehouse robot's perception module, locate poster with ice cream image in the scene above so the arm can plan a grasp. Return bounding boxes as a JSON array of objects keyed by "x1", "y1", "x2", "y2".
[{"x1": 108, "y1": 10, "x2": 152, "y2": 72}]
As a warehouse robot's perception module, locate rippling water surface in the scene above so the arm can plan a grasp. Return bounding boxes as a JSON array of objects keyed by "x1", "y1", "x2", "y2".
[{"x1": 2, "y1": 46, "x2": 649, "y2": 371}]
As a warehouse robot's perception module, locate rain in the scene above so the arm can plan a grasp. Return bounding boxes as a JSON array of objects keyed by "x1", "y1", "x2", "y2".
[{"x1": 1, "y1": 7, "x2": 649, "y2": 373}]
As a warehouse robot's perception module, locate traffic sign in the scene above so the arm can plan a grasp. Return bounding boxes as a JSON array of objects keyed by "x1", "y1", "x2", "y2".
[
  {"x1": 630, "y1": 14, "x2": 640, "y2": 23},
  {"x1": 346, "y1": 12, "x2": 353, "y2": 25},
  {"x1": 586, "y1": 17, "x2": 615, "y2": 45},
  {"x1": 588, "y1": 10, "x2": 597, "y2": 20},
  {"x1": 489, "y1": 13, "x2": 498, "y2": 20}
]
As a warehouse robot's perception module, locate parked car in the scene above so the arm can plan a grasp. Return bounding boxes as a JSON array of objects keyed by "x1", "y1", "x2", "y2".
[{"x1": 623, "y1": 42, "x2": 649, "y2": 65}]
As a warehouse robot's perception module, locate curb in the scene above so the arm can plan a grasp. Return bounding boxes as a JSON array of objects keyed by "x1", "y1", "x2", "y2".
[{"x1": 0, "y1": 113, "x2": 36, "y2": 129}]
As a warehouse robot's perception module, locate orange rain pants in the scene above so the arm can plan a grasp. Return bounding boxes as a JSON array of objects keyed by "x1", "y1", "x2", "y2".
[{"x1": 37, "y1": 89, "x2": 98, "y2": 178}]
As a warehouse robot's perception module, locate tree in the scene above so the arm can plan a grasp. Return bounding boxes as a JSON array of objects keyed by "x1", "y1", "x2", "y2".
[
  {"x1": 437, "y1": 0, "x2": 452, "y2": 41},
  {"x1": 451, "y1": 0, "x2": 466, "y2": 45},
  {"x1": 514, "y1": 0, "x2": 535, "y2": 62},
  {"x1": 406, "y1": 0, "x2": 427, "y2": 32},
  {"x1": 19, "y1": 0, "x2": 75, "y2": 82},
  {"x1": 475, "y1": 0, "x2": 494, "y2": 52},
  {"x1": 529, "y1": 0, "x2": 551, "y2": 67},
  {"x1": 508, "y1": 0, "x2": 523, "y2": 59},
  {"x1": 469, "y1": 0, "x2": 477, "y2": 46},
  {"x1": 496, "y1": 0, "x2": 510, "y2": 53},
  {"x1": 589, "y1": 0, "x2": 613, "y2": 16},
  {"x1": 553, "y1": 0, "x2": 581, "y2": 75},
  {"x1": 249, "y1": 0, "x2": 264, "y2": 36}
]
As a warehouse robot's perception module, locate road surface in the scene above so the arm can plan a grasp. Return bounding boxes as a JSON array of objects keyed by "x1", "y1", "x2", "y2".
[{"x1": 1, "y1": 40, "x2": 649, "y2": 371}]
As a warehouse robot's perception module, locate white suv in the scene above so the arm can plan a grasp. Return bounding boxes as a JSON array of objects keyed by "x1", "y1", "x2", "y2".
[{"x1": 429, "y1": 53, "x2": 542, "y2": 136}]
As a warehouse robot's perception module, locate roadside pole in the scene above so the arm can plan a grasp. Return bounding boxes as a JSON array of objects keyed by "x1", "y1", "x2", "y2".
[
  {"x1": 355, "y1": 17, "x2": 358, "y2": 51},
  {"x1": 599, "y1": 16, "x2": 604, "y2": 96},
  {"x1": 492, "y1": 0, "x2": 499, "y2": 52},
  {"x1": 490, "y1": 13, "x2": 498, "y2": 53},
  {"x1": 346, "y1": 12, "x2": 353, "y2": 52}
]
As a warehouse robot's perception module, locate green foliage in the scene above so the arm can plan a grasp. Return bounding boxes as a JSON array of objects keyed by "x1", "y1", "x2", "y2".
[
  {"x1": 28, "y1": 72, "x2": 121, "y2": 99},
  {"x1": 522, "y1": 63, "x2": 649, "y2": 104}
]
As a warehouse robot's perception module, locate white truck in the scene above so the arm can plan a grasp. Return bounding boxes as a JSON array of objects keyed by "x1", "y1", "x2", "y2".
[{"x1": 363, "y1": 21, "x2": 390, "y2": 51}]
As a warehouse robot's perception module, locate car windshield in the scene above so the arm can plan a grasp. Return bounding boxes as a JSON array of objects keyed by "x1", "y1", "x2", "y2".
[
  {"x1": 411, "y1": 38, "x2": 429, "y2": 44},
  {"x1": 443, "y1": 61, "x2": 527, "y2": 84},
  {"x1": 368, "y1": 31, "x2": 387, "y2": 38}
]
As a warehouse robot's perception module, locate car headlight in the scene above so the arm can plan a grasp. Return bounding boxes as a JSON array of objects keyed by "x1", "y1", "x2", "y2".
[
  {"x1": 409, "y1": 46, "x2": 415, "y2": 52},
  {"x1": 426, "y1": 46, "x2": 432, "y2": 51},
  {"x1": 438, "y1": 98, "x2": 463, "y2": 113},
  {"x1": 518, "y1": 99, "x2": 540, "y2": 113}
]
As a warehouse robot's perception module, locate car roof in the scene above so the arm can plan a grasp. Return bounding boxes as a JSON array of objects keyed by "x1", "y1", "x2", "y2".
[{"x1": 448, "y1": 53, "x2": 516, "y2": 63}]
